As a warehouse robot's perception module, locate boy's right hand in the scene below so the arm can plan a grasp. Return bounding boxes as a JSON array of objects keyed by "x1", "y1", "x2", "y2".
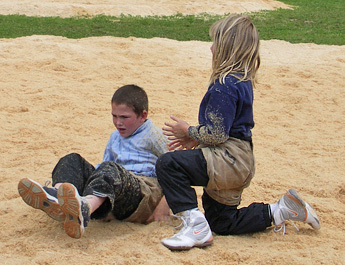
[{"x1": 146, "y1": 196, "x2": 171, "y2": 223}]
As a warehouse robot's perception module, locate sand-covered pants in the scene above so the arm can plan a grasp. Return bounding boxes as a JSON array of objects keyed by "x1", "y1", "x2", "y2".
[
  {"x1": 52, "y1": 153, "x2": 162, "y2": 223},
  {"x1": 156, "y1": 138, "x2": 272, "y2": 235}
]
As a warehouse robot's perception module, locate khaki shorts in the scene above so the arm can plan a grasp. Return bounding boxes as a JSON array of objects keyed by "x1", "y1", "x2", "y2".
[
  {"x1": 202, "y1": 137, "x2": 255, "y2": 206},
  {"x1": 124, "y1": 176, "x2": 163, "y2": 223}
]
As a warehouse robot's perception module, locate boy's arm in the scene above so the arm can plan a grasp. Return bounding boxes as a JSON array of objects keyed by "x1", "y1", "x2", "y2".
[
  {"x1": 150, "y1": 126, "x2": 170, "y2": 157},
  {"x1": 102, "y1": 132, "x2": 117, "y2": 162}
]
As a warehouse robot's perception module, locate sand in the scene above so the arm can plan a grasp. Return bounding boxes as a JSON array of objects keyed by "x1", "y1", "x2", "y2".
[
  {"x1": 0, "y1": 0, "x2": 290, "y2": 17},
  {"x1": 1, "y1": 1, "x2": 345, "y2": 264}
]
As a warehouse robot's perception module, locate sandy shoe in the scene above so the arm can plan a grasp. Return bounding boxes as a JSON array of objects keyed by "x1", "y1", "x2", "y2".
[
  {"x1": 161, "y1": 209, "x2": 213, "y2": 250},
  {"x1": 18, "y1": 178, "x2": 65, "y2": 221},
  {"x1": 272, "y1": 189, "x2": 321, "y2": 234},
  {"x1": 57, "y1": 183, "x2": 91, "y2": 239}
]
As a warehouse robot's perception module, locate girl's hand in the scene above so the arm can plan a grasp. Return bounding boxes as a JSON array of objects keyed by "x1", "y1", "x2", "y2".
[
  {"x1": 168, "y1": 137, "x2": 199, "y2": 151},
  {"x1": 162, "y1": 115, "x2": 190, "y2": 139}
]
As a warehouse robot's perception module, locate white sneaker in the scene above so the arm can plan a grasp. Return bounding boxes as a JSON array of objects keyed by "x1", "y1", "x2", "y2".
[
  {"x1": 161, "y1": 209, "x2": 213, "y2": 250},
  {"x1": 272, "y1": 189, "x2": 321, "y2": 234}
]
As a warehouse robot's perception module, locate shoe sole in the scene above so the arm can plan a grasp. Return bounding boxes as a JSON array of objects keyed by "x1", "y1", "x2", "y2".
[
  {"x1": 18, "y1": 178, "x2": 65, "y2": 221},
  {"x1": 161, "y1": 236, "x2": 214, "y2": 251},
  {"x1": 305, "y1": 202, "x2": 321, "y2": 230},
  {"x1": 57, "y1": 183, "x2": 84, "y2": 239},
  {"x1": 287, "y1": 189, "x2": 321, "y2": 230}
]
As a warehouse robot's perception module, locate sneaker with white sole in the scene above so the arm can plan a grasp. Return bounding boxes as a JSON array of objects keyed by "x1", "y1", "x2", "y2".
[
  {"x1": 18, "y1": 178, "x2": 65, "y2": 221},
  {"x1": 272, "y1": 189, "x2": 321, "y2": 234},
  {"x1": 161, "y1": 209, "x2": 213, "y2": 250},
  {"x1": 57, "y1": 183, "x2": 91, "y2": 239}
]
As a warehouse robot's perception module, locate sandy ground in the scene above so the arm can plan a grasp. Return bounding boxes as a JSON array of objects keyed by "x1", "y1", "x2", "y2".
[
  {"x1": 0, "y1": 0, "x2": 290, "y2": 17},
  {"x1": 1, "y1": 1, "x2": 345, "y2": 264}
]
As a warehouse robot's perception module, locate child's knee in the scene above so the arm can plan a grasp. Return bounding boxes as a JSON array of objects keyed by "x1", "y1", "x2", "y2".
[{"x1": 155, "y1": 153, "x2": 173, "y2": 174}]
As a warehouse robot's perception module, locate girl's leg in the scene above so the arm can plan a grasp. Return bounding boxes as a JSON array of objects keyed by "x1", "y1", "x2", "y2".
[
  {"x1": 156, "y1": 149, "x2": 209, "y2": 214},
  {"x1": 157, "y1": 150, "x2": 214, "y2": 250},
  {"x1": 202, "y1": 190, "x2": 272, "y2": 235},
  {"x1": 52, "y1": 153, "x2": 95, "y2": 194},
  {"x1": 83, "y1": 161, "x2": 142, "y2": 220}
]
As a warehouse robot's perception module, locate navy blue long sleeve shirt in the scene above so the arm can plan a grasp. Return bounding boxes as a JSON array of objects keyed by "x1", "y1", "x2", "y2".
[{"x1": 189, "y1": 75, "x2": 254, "y2": 146}]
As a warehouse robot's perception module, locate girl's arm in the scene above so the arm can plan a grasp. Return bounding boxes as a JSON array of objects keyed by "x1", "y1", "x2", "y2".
[
  {"x1": 164, "y1": 91, "x2": 236, "y2": 147},
  {"x1": 189, "y1": 89, "x2": 236, "y2": 145}
]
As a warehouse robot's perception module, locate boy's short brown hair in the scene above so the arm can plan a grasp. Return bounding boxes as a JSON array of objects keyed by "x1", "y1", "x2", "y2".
[{"x1": 111, "y1": 84, "x2": 148, "y2": 117}]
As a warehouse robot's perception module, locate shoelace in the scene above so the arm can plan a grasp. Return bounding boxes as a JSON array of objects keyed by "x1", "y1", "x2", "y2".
[
  {"x1": 171, "y1": 214, "x2": 189, "y2": 231},
  {"x1": 274, "y1": 220, "x2": 300, "y2": 235},
  {"x1": 44, "y1": 180, "x2": 52, "y2": 187}
]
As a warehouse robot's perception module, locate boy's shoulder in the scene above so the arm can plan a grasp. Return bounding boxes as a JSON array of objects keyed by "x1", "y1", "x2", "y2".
[
  {"x1": 144, "y1": 120, "x2": 168, "y2": 143},
  {"x1": 145, "y1": 120, "x2": 166, "y2": 137},
  {"x1": 134, "y1": 119, "x2": 165, "y2": 139}
]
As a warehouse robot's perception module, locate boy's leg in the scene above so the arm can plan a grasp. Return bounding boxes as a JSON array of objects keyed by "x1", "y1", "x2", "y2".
[
  {"x1": 202, "y1": 190, "x2": 272, "y2": 235},
  {"x1": 17, "y1": 153, "x2": 93, "y2": 222},
  {"x1": 51, "y1": 153, "x2": 95, "y2": 194},
  {"x1": 156, "y1": 149, "x2": 209, "y2": 214},
  {"x1": 18, "y1": 178, "x2": 66, "y2": 221},
  {"x1": 57, "y1": 183, "x2": 92, "y2": 239},
  {"x1": 56, "y1": 161, "x2": 142, "y2": 238},
  {"x1": 124, "y1": 175, "x2": 163, "y2": 224},
  {"x1": 83, "y1": 161, "x2": 143, "y2": 220}
]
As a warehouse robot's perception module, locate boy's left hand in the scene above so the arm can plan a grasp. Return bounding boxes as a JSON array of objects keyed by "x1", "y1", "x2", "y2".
[{"x1": 146, "y1": 196, "x2": 171, "y2": 223}]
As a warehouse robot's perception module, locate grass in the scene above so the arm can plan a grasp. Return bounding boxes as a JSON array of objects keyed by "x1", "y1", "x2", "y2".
[
  {"x1": 0, "y1": 0, "x2": 344, "y2": 45},
  {"x1": 0, "y1": 14, "x2": 219, "y2": 41},
  {"x1": 251, "y1": 0, "x2": 345, "y2": 45}
]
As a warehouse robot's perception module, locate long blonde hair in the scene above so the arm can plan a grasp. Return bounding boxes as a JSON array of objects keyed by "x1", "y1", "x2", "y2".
[{"x1": 209, "y1": 15, "x2": 260, "y2": 85}]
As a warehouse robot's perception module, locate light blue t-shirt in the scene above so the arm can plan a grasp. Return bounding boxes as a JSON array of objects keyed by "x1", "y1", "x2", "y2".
[{"x1": 98, "y1": 119, "x2": 168, "y2": 178}]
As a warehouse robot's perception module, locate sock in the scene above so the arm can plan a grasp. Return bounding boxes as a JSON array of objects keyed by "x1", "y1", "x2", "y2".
[
  {"x1": 180, "y1": 208, "x2": 199, "y2": 216},
  {"x1": 270, "y1": 202, "x2": 278, "y2": 223}
]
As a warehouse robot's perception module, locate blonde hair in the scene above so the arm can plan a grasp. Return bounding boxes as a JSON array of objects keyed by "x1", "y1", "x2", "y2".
[{"x1": 209, "y1": 15, "x2": 260, "y2": 85}]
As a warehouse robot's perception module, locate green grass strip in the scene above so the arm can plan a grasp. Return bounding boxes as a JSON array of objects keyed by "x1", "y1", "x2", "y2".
[
  {"x1": 0, "y1": 0, "x2": 344, "y2": 45},
  {"x1": 251, "y1": 0, "x2": 345, "y2": 45},
  {"x1": 0, "y1": 13, "x2": 220, "y2": 41}
]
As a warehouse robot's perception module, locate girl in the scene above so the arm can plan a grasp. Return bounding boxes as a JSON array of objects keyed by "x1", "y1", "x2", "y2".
[{"x1": 156, "y1": 15, "x2": 320, "y2": 250}]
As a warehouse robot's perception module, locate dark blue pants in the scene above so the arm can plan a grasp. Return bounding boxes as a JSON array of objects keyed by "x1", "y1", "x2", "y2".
[{"x1": 156, "y1": 149, "x2": 272, "y2": 235}]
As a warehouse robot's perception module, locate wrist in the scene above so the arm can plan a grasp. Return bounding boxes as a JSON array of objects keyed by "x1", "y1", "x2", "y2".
[{"x1": 187, "y1": 126, "x2": 193, "y2": 137}]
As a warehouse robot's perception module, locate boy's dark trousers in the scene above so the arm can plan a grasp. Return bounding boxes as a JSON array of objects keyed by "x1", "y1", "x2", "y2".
[
  {"x1": 51, "y1": 153, "x2": 142, "y2": 220},
  {"x1": 156, "y1": 149, "x2": 272, "y2": 235}
]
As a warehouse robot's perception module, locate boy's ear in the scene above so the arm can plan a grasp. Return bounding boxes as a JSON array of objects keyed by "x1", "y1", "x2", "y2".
[{"x1": 141, "y1": 110, "x2": 148, "y2": 121}]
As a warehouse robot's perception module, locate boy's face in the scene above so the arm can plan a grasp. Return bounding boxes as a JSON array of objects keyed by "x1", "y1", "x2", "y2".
[{"x1": 111, "y1": 103, "x2": 147, "y2": 138}]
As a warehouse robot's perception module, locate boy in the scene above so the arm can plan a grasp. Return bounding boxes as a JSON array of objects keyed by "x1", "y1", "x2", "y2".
[{"x1": 18, "y1": 84, "x2": 169, "y2": 239}]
